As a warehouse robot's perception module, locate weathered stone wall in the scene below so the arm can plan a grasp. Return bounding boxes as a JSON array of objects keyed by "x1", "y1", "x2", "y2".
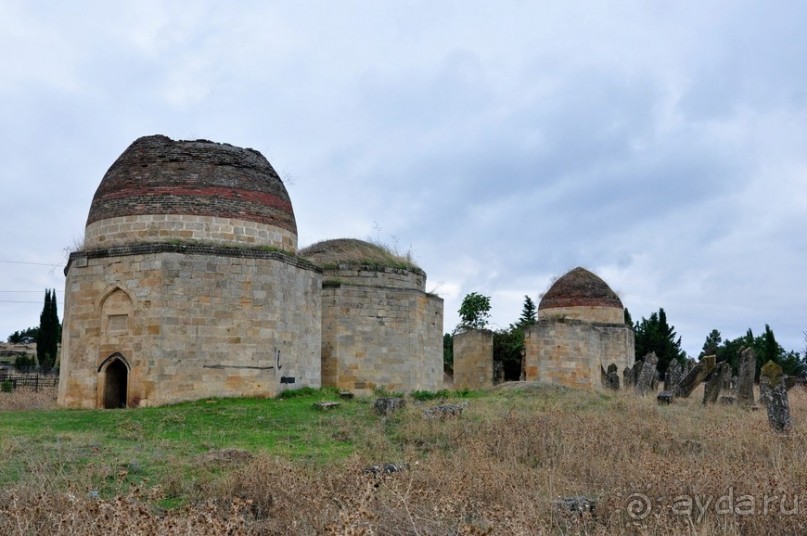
[
  {"x1": 537, "y1": 305, "x2": 623, "y2": 324},
  {"x1": 524, "y1": 319, "x2": 634, "y2": 389},
  {"x1": 85, "y1": 214, "x2": 297, "y2": 251},
  {"x1": 322, "y1": 266, "x2": 426, "y2": 291},
  {"x1": 453, "y1": 330, "x2": 494, "y2": 390},
  {"x1": 319, "y1": 279, "x2": 443, "y2": 394},
  {"x1": 58, "y1": 245, "x2": 321, "y2": 408}
]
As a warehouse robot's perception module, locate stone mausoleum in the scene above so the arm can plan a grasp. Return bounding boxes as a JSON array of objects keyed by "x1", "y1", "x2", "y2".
[
  {"x1": 523, "y1": 267, "x2": 635, "y2": 389},
  {"x1": 58, "y1": 135, "x2": 443, "y2": 408},
  {"x1": 300, "y1": 239, "x2": 443, "y2": 394},
  {"x1": 453, "y1": 267, "x2": 634, "y2": 390}
]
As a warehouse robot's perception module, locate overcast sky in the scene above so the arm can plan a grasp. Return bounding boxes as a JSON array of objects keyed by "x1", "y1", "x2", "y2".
[{"x1": 1, "y1": 1, "x2": 805, "y2": 356}]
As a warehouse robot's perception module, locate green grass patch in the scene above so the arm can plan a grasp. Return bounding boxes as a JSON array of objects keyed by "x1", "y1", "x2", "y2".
[{"x1": 0, "y1": 383, "x2": 610, "y2": 509}]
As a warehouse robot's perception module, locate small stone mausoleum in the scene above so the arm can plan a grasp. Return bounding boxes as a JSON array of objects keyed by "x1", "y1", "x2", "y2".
[
  {"x1": 300, "y1": 239, "x2": 443, "y2": 394},
  {"x1": 452, "y1": 267, "x2": 634, "y2": 390},
  {"x1": 524, "y1": 267, "x2": 635, "y2": 389},
  {"x1": 58, "y1": 135, "x2": 443, "y2": 408}
]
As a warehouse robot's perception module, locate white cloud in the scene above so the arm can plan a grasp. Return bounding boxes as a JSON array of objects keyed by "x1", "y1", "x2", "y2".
[{"x1": 1, "y1": 1, "x2": 805, "y2": 357}]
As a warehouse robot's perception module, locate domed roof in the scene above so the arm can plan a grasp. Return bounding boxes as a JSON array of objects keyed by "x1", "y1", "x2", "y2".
[
  {"x1": 539, "y1": 267, "x2": 623, "y2": 310},
  {"x1": 299, "y1": 238, "x2": 419, "y2": 270},
  {"x1": 86, "y1": 135, "x2": 296, "y2": 235}
]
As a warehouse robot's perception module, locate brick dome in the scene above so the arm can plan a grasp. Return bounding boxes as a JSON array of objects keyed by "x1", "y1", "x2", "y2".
[
  {"x1": 539, "y1": 267, "x2": 623, "y2": 320},
  {"x1": 84, "y1": 135, "x2": 297, "y2": 250}
]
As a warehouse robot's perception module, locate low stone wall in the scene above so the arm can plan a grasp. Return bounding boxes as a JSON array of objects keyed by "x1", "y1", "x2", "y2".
[{"x1": 452, "y1": 330, "x2": 494, "y2": 390}]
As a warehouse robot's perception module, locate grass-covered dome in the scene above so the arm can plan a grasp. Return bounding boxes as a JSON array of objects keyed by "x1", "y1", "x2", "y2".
[{"x1": 299, "y1": 238, "x2": 420, "y2": 271}]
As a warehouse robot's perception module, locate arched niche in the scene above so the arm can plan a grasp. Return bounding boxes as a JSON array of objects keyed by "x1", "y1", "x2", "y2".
[{"x1": 100, "y1": 287, "x2": 133, "y2": 337}]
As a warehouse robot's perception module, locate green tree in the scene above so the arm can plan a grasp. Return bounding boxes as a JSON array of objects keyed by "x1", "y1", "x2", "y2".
[
  {"x1": 36, "y1": 289, "x2": 60, "y2": 370},
  {"x1": 493, "y1": 328, "x2": 524, "y2": 381},
  {"x1": 443, "y1": 333, "x2": 454, "y2": 373},
  {"x1": 516, "y1": 296, "x2": 537, "y2": 328},
  {"x1": 7, "y1": 327, "x2": 38, "y2": 344},
  {"x1": 708, "y1": 325, "x2": 806, "y2": 378},
  {"x1": 493, "y1": 296, "x2": 539, "y2": 381},
  {"x1": 457, "y1": 292, "x2": 491, "y2": 332},
  {"x1": 624, "y1": 308, "x2": 633, "y2": 327},
  {"x1": 699, "y1": 329, "x2": 722, "y2": 358},
  {"x1": 633, "y1": 308, "x2": 687, "y2": 376}
]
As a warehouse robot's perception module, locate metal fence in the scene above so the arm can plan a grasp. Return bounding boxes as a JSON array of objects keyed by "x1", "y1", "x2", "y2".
[{"x1": 0, "y1": 369, "x2": 59, "y2": 393}]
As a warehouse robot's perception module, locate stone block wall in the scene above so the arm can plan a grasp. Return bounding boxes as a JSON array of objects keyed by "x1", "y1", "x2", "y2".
[
  {"x1": 58, "y1": 244, "x2": 321, "y2": 408},
  {"x1": 524, "y1": 319, "x2": 634, "y2": 389},
  {"x1": 85, "y1": 214, "x2": 296, "y2": 251},
  {"x1": 319, "y1": 280, "x2": 443, "y2": 394},
  {"x1": 322, "y1": 266, "x2": 426, "y2": 291},
  {"x1": 453, "y1": 330, "x2": 494, "y2": 390},
  {"x1": 537, "y1": 305, "x2": 623, "y2": 324}
]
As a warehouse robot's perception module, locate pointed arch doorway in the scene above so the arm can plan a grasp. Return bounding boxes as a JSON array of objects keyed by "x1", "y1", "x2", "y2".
[{"x1": 99, "y1": 354, "x2": 129, "y2": 408}]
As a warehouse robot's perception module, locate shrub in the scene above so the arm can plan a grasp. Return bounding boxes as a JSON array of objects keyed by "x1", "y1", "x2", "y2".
[{"x1": 410, "y1": 389, "x2": 451, "y2": 401}]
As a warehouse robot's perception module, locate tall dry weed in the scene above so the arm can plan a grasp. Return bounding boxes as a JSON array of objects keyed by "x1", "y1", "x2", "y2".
[{"x1": 1, "y1": 385, "x2": 805, "y2": 534}]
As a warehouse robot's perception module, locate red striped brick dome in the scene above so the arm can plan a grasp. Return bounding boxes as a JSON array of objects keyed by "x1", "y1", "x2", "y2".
[
  {"x1": 86, "y1": 135, "x2": 296, "y2": 238},
  {"x1": 539, "y1": 267, "x2": 623, "y2": 310}
]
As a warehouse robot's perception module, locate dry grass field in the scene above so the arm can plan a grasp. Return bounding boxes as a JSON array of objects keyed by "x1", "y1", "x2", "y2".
[{"x1": 0, "y1": 383, "x2": 805, "y2": 535}]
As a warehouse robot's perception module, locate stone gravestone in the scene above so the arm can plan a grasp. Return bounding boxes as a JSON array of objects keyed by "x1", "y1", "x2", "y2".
[
  {"x1": 703, "y1": 362, "x2": 729, "y2": 405},
  {"x1": 374, "y1": 397, "x2": 406, "y2": 416},
  {"x1": 657, "y1": 391, "x2": 674, "y2": 405},
  {"x1": 759, "y1": 374, "x2": 772, "y2": 406},
  {"x1": 623, "y1": 366, "x2": 633, "y2": 389},
  {"x1": 607, "y1": 364, "x2": 620, "y2": 391},
  {"x1": 632, "y1": 360, "x2": 644, "y2": 390},
  {"x1": 760, "y1": 360, "x2": 792, "y2": 433},
  {"x1": 674, "y1": 355, "x2": 716, "y2": 398},
  {"x1": 736, "y1": 347, "x2": 756, "y2": 408},
  {"x1": 651, "y1": 370, "x2": 661, "y2": 393},
  {"x1": 602, "y1": 364, "x2": 620, "y2": 390},
  {"x1": 718, "y1": 365, "x2": 733, "y2": 394},
  {"x1": 664, "y1": 360, "x2": 683, "y2": 392},
  {"x1": 636, "y1": 353, "x2": 658, "y2": 395}
]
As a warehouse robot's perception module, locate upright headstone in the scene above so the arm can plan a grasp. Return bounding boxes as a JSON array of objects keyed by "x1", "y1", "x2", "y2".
[
  {"x1": 760, "y1": 360, "x2": 792, "y2": 433},
  {"x1": 759, "y1": 374, "x2": 772, "y2": 406},
  {"x1": 632, "y1": 360, "x2": 644, "y2": 389},
  {"x1": 636, "y1": 353, "x2": 658, "y2": 395},
  {"x1": 607, "y1": 364, "x2": 620, "y2": 390},
  {"x1": 623, "y1": 366, "x2": 633, "y2": 389},
  {"x1": 736, "y1": 347, "x2": 756, "y2": 408},
  {"x1": 602, "y1": 363, "x2": 620, "y2": 390},
  {"x1": 651, "y1": 370, "x2": 660, "y2": 393},
  {"x1": 703, "y1": 362, "x2": 728, "y2": 405},
  {"x1": 718, "y1": 364, "x2": 733, "y2": 395},
  {"x1": 674, "y1": 355, "x2": 716, "y2": 398},
  {"x1": 664, "y1": 360, "x2": 683, "y2": 392}
]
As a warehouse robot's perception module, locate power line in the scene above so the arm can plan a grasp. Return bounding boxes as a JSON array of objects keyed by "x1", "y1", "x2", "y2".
[
  {"x1": 0, "y1": 300, "x2": 42, "y2": 304},
  {"x1": 0, "y1": 290, "x2": 64, "y2": 293},
  {"x1": 0, "y1": 260, "x2": 62, "y2": 267}
]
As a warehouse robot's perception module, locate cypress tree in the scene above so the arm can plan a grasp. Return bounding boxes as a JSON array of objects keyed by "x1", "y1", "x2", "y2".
[{"x1": 36, "y1": 289, "x2": 60, "y2": 370}]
